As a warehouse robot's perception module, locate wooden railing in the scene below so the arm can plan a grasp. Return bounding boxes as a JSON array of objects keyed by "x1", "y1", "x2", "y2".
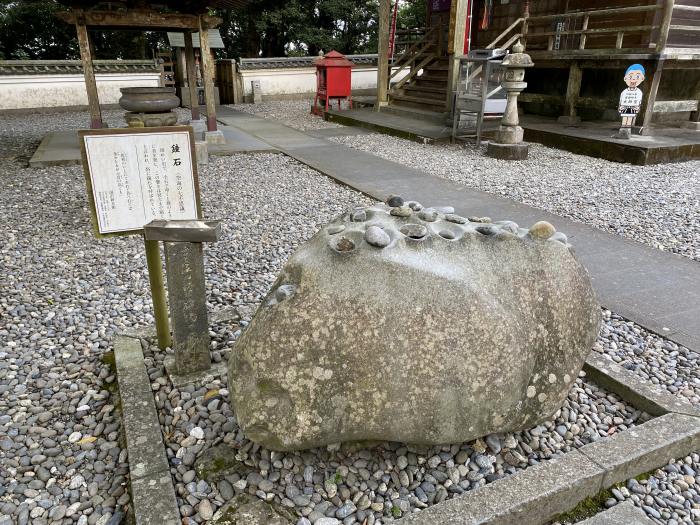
[
  {"x1": 467, "y1": 17, "x2": 524, "y2": 84},
  {"x1": 388, "y1": 25, "x2": 441, "y2": 94},
  {"x1": 523, "y1": 3, "x2": 669, "y2": 53}
]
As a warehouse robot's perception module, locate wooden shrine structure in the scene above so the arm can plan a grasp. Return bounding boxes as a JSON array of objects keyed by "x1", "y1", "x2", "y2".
[
  {"x1": 55, "y1": 0, "x2": 249, "y2": 132},
  {"x1": 376, "y1": 0, "x2": 700, "y2": 132}
]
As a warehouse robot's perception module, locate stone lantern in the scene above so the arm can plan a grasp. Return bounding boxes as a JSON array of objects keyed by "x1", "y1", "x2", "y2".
[{"x1": 487, "y1": 41, "x2": 534, "y2": 160}]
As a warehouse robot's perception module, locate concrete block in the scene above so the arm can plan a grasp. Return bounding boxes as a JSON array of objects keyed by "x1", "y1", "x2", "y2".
[
  {"x1": 578, "y1": 501, "x2": 654, "y2": 525},
  {"x1": 682, "y1": 121, "x2": 700, "y2": 131},
  {"x1": 189, "y1": 118, "x2": 207, "y2": 140},
  {"x1": 164, "y1": 242, "x2": 211, "y2": 375},
  {"x1": 205, "y1": 130, "x2": 226, "y2": 145},
  {"x1": 130, "y1": 472, "x2": 181, "y2": 525},
  {"x1": 578, "y1": 412, "x2": 700, "y2": 488},
  {"x1": 195, "y1": 140, "x2": 209, "y2": 167},
  {"x1": 114, "y1": 335, "x2": 181, "y2": 524},
  {"x1": 584, "y1": 353, "x2": 700, "y2": 417},
  {"x1": 397, "y1": 450, "x2": 605, "y2": 525},
  {"x1": 486, "y1": 141, "x2": 529, "y2": 160}
]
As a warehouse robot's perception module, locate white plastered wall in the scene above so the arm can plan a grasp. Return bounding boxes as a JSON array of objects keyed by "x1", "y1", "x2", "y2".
[{"x1": 0, "y1": 72, "x2": 161, "y2": 110}]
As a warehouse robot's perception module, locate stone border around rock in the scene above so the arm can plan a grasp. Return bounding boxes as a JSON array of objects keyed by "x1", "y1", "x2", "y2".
[
  {"x1": 115, "y1": 321, "x2": 700, "y2": 525},
  {"x1": 396, "y1": 354, "x2": 700, "y2": 525},
  {"x1": 114, "y1": 335, "x2": 181, "y2": 525}
]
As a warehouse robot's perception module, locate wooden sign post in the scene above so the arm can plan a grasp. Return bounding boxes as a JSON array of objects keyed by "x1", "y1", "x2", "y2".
[{"x1": 78, "y1": 126, "x2": 202, "y2": 350}]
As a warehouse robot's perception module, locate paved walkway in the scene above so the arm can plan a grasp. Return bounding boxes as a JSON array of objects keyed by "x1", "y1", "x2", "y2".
[{"x1": 218, "y1": 106, "x2": 700, "y2": 351}]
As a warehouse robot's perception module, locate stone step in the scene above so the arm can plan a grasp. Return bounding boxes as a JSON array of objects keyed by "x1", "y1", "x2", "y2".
[
  {"x1": 402, "y1": 87, "x2": 447, "y2": 102},
  {"x1": 390, "y1": 94, "x2": 448, "y2": 112},
  {"x1": 380, "y1": 104, "x2": 449, "y2": 125}
]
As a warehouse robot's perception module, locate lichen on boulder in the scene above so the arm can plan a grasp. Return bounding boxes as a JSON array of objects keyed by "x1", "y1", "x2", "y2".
[{"x1": 228, "y1": 199, "x2": 600, "y2": 451}]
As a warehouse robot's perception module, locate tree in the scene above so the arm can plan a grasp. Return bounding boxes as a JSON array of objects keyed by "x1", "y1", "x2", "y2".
[
  {"x1": 0, "y1": 1, "x2": 166, "y2": 60},
  {"x1": 398, "y1": 0, "x2": 427, "y2": 30},
  {"x1": 0, "y1": 0, "x2": 78, "y2": 59},
  {"x1": 215, "y1": 0, "x2": 379, "y2": 59}
]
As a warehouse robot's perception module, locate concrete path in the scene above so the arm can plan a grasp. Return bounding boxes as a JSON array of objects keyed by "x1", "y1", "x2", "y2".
[
  {"x1": 217, "y1": 106, "x2": 700, "y2": 351},
  {"x1": 27, "y1": 125, "x2": 276, "y2": 168}
]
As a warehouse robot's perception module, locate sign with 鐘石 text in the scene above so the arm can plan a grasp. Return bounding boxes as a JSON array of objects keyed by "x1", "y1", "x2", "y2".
[{"x1": 79, "y1": 126, "x2": 201, "y2": 238}]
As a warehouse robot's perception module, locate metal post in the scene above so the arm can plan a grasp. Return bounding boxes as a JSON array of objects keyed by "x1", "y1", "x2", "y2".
[{"x1": 144, "y1": 238, "x2": 171, "y2": 350}]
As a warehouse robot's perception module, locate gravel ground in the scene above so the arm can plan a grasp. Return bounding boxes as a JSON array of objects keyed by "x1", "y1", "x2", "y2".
[
  {"x1": 147, "y1": 335, "x2": 647, "y2": 525},
  {"x1": 330, "y1": 135, "x2": 700, "y2": 261},
  {"x1": 231, "y1": 99, "x2": 699, "y2": 261},
  {"x1": 230, "y1": 101, "x2": 342, "y2": 131},
  {"x1": 2, "y1": 107, "x2": 699, "y2": 525},
  {"x1": 0, "y1": 109, "x2": 368, "y2": 525}
]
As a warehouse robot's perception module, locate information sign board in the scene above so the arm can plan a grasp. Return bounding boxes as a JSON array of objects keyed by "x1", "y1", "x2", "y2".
[{"x1": 78, "y1": 126, "x2": 201, "y2": 238}]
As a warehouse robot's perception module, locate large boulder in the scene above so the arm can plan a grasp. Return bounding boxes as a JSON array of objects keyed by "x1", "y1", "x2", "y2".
[{"x1": 228, "y1": 200, "x2": 600, "y2": 451}]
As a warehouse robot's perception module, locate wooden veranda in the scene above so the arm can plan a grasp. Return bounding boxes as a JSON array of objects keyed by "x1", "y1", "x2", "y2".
[{"x1": 376, "y1": 0, "x2": 700, "y2": 133}]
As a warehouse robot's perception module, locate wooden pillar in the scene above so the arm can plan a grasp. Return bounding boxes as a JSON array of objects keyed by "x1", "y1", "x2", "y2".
[
  {"x1": 184, "y1": 32, "x2": 200, "y2": 121},
  {"x1": 640, "y1": 59, "x2": 664, "y2": 135},
  {"x1": 446, "y1": 0, "x2": 469, "y2": 113},
  {"x1": 198, "y1": 17, "x2": 218, "y2": 132},
  {"x1": 686, "y1": 79, "x2": 700, "y2": 129},
  {"x1": 376, "y1": 0, "x2": 391, "y2": 110},
  {"x1": 75, "y1": 18, "x2": 102, "y2": 129},
  {"x1": 656, "y1": 0, "x2": 675, "y2": 52},
  {"x1": 558, "y1": 62, "x2": 582, "y2": 124}
]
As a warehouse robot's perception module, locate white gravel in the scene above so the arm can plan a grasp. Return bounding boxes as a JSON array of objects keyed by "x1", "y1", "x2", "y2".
[
  {"x1": 230, "y1": 101, "x2": 342, "y2": 131},
  {"x1": 330, "y1": 136, "x2": 700, "y2": 261},
  {"x1": 230, "y1": 99, "x2": 699, "y2": 261},
  {"x1": 2, "y1": 105, "x2": 699, "y2": 525}
]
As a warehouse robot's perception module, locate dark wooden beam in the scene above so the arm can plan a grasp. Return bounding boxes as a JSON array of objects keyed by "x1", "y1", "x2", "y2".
[
  {"x1": 56, "y1": 10, "x2": 221, "y2": 30},
  {"x1": 198, "y1": 17, "x2": 218, "y2": 132},
  {"x1": 75, "y1": 21, "x2": 102, "y2": 128},
  {"x1": 184, "y1": 32, "x2": 200, "y2": 121}
]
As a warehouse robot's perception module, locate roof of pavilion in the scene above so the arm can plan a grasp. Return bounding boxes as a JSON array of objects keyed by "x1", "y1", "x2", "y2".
[{"x1": 55, "y1": 1, "x2": 251, "y2": 13}]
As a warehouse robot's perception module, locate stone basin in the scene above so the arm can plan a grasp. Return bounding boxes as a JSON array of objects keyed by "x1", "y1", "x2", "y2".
[{"x1": 119, "y1": 87, "x2": 180, "y2": 113}]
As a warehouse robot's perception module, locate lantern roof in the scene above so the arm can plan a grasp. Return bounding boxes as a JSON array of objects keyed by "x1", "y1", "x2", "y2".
[{"x1": 314, "y1": 50, "x2": 354, "y2": 68}]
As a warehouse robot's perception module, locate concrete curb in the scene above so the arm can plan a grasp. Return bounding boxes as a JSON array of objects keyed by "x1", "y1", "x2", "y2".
[
  {"x1": 114, "y1": 335, "x2": 180, "y2": 525},
  {"x1": 396, "y1": 354, "x2": 700, "y2": 525},
  {"x1": 583, "y1": 352, "x2": 700, "y2": 418},
  {"x1": 115, "y1": 321, "x2": 700, "y2": 525}
]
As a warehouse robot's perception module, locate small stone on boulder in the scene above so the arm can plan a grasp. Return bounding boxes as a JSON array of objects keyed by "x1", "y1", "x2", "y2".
[{"x1": 529, "y1": 221, "x2": 556, "y2": 240}]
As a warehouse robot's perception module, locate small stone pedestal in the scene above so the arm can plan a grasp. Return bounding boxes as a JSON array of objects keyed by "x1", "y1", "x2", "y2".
[
  {"x1": 188, "y1": 118, "x2": 207, "y2": 139},
  {"x1": 486, "y1": 41, "x2": 534, "y2": 161},
  {"x1": 144, "y1": 220, "x2": 222, "y2": 380},
  {"x1": 206, "y1": 130, "x2": 226, "y2": 145},
  {"x1": 487, "y1": 142, "x2": 529, "y2": 160}
]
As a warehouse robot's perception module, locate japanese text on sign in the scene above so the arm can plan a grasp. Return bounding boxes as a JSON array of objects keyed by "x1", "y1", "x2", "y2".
[{"x1": 81, "y1": 129, "x2": 199, "y2": 235}]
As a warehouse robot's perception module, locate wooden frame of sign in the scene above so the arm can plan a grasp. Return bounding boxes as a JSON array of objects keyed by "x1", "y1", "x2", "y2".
[{"x1": 78, "y1": 126, "x2": 202, "y2": 239}]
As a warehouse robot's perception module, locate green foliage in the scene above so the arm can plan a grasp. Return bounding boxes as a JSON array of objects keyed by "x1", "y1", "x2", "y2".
[
  {"x1": 0, "y1": 0, "x2": 165, "y2": 60},
  {"x1": 398, "y1": 0, "x2": 427, "y2": 30},
  {"x1": 0, "y1": 0, "x2": 78, "y2": 59},
  {"x1": 391, "y1": 505, "x2": 402, "y2": 518},
  {"x1": 1, "y1": 0, "x2": 430, "y2": 60},
  {"x1": 214, "y1": 0, "x2": 380, "y2": 58}
]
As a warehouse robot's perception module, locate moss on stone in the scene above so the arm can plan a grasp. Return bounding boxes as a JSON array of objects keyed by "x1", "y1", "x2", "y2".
[
  {"x1": 194, "y1": 444, "x2": 253, "y2": 482},
  {"x1": 553, "y1": 468, "x2": 658, "y2": 523}
]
